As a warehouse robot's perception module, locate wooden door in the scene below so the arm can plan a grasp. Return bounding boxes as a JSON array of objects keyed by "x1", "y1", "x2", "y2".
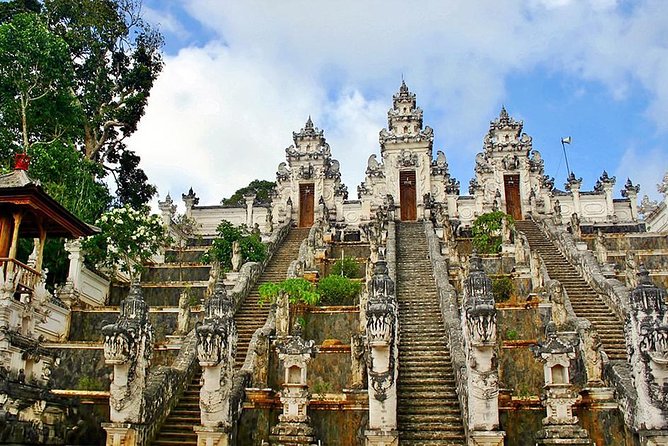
[
  {"x1": 400, "y1": 170, "x2": 417, "y2": 221},
  {"x1": 504, "y1": 174, "x2": 522, "y2": 220},
  {"x1": 299, "y1": 183, "x2": 314, "y2": 227}
]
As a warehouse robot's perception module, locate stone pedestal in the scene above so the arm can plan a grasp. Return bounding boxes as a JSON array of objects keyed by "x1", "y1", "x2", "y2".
[
  {"x1": 194, "y1": 425, "x2": 230, "y2": 446},
  {"x1": 470, "y1": 430, "x2": 505, "y2": 446},
  {"x1": 270, "y1": 420, "x2": 317, "y2": 446},
  {"x1": 102, "y1": 423, "x2": 137, "y2": 446},
  {"x1": 639, "y1": 430, "x2": 668, "y2": 446},
  {"x1": 536, "y1": 425, "x2": 592, "y2": 445},
  {"x1": 269, "y1": 324, "x2": 317, "y2": 446},
  {"x1": 364, "y1": 429, "x2": 398, "y2": 446}
]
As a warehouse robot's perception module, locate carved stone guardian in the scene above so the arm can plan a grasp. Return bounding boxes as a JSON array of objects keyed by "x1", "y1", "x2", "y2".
[
  {"x1": 364, "y1": 259, "x2": 398, "y2": 446},
  {"x1": 625, "y1": 268, "x2": 668, "y2": 444},
  {"x1": 102, "y1": 283, "x2": 153, "y2": 445},
  {"x1": 462, "y1": 254, "x2": 505, "y2": 446},
  {"x1": 194, "y1": 277, "x2": 237, "y2": 445}
]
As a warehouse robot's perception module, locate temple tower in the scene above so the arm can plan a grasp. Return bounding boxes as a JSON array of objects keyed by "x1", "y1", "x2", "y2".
[{"x1": 272, "y1": 118, "x2": 343, "y2": 227}]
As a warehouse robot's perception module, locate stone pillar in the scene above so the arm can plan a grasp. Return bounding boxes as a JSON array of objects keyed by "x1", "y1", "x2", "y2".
[
  {"x1": 532, "y1": 322, "x2": 592, "y2": 445},
  {"x1": 102, "y1": 284, "x2": 153, "y2": 446},
  {"x1": 622, "y1": 179, "x2": 641, "y2": 221},
  {"x1": 158, "y1": 193, "x2": 177, "y2": 228},
  {"x1": 64, "y1": 238, "x2": 83, "y2": 288},
  {"x1": 462, "y1": 254, "x2": 505, "y2": 446},
  {"x1": 445, "y1": 179, "x2": 460, "y2": 218},
  {"x1": 364, "y1": 259, "x2": 398, "y2": 446},
  {"x1": 625, "y1": 267, "x2": 668, "y2": 443},
  {"x1": 598, "y1": 171, "x2": 616, "y2": 220},
  {"x1": 182, "y1": 188, "x2": 200, "y2": 218},
  {"x1": 269, "y1": 323, "x2": 318, "y2": 446},
  {"x1": 244, "y1": 193, "x2": 256, "y2": 227},
  {"x1": 194, "y1": 277, "x2": 237, "y2": 446},
  {"x1": 565, "y1": 174, "x2": 583, "y2": 218}
]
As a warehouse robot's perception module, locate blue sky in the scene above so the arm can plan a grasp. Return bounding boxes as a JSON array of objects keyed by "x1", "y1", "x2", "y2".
[{"x1": 128, "y1": 0, "x2": 668, "y2": 209}]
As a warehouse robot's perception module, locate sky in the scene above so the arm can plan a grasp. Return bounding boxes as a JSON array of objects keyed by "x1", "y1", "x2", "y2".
[{"x1": 128, "y1": 0, "x2": 668, "y2": 211}]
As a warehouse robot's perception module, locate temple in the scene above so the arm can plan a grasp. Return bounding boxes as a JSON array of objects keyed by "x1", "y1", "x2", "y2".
[{"x1": 2, "y1": 84, "x2": 668, "y2": 446}]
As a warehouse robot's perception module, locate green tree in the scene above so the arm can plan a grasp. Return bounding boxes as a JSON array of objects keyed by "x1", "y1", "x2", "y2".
[
  {"x1": 471, "y1": 211, "x2": 514, "y2": 254},
  {"x1": 202, "y1": 221, "x2": 267, "y2": 271},
  {"x1": 0, "y1": 13, "x2": 79, "y2": 157},
  {"x1": 43, "y1": 0, "x2": 162, "y2": 205},
  {"x1": 0, "y1": 0, "x2": 163, "y2": 206},
  {"x1": 222, "y1": 180, "x2": 276, "y2": 206}
]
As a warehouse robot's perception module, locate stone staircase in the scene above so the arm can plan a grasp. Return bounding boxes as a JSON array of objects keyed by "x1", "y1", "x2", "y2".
[
  {"x1": 151, "y1": 226, "x2": 309, "y2": 446},
  {"x1": 152, "y1": 371, "x2": 201, "y2": 446},
  {"x1": 234, "y1": 227, "x2": 310, "y2": 366},
  {"x1": 396, "y1": 222, "x2": 466, "y2": 445},
  {"x1": 515, "y1": 219, "x2": 627, "y2": 361}
]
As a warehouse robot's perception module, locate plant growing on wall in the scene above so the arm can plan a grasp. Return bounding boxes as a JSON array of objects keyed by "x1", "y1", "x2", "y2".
[
  {"x1": 471, "y1": 211, "x2": 514, "y2": 254},
  {"x1": 492, "y1": 276, "x2": 515, "y2": 302},
  {"x1": 317, "y1": 275, "x2": 362, "y2": 305},
  {"x1": 258, "y1": 278, "x2": 320, "y2": 306},
  {"x1": 331, "y1": 256, "x2": 361, "y2": 278},
  {"x1": 83, "y1": 205, "x2": 171, "y2": 281},
  {"x1": 201, "y1": 220, "x2": 266, "y2": 270}
]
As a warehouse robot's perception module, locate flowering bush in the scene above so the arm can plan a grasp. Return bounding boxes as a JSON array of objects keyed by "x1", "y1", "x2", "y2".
[{"x1": 83, "y1": 205, "x2": 172, "y2": 281}]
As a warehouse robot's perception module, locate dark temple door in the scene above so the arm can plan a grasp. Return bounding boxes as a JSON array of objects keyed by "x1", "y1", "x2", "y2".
[
  {"x1": 400, "y1": 170, "x2": 417, "y2": 221},
  {"x1": 299, "y1": 183, "x2": 314, "y2": 227},
  {"x1": 504, "y1": 174, "x2": 522, "y2": 220}
]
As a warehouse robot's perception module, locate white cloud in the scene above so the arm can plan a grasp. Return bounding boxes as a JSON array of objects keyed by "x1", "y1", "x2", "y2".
[
  {"x1": 614, "y1": 145, "x2": 668, "y2": 201},
  {"x1": 128, "y1": 0, "x2": 668, "y2": 209}
]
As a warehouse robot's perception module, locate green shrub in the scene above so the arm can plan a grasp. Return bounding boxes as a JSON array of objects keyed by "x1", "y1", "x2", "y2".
[
  {"x1": 505, "y1": 329, "x2": 519, "y2": 340},
  {"x1": 492, "y1": 276, "x2": 514, "y2": 302},
  {"x1": 202, "y1": 220, "x2": 266, "y2": 271},
  {"x1": 471, "y1": 211, "x2": 514, "y2": 254},
  {"x1": 317, "y1": 275, "x2": 362, "y2": 306},
  {"x1": 77, "y1": 376, "x2": 105, "y2": 391},
  {"x1": 331, "y1": 256, "x2": 361, "y2": 278},
  {"x1": 258, "y1": 278, "x2": 320, "y2": 306}
]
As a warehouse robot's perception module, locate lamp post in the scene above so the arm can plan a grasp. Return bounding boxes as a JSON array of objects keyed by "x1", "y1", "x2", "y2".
[{"x1": 561, "y1": 137, "x2": 572, "y2": 177}]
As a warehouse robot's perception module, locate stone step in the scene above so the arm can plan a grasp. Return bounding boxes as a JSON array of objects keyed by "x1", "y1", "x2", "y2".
[
  {"x1": 396, "y1": 222, "x2": 465, "y2": 439},
  {"x1": 517, "y1": 220, "x2": 627, "y2": 361}
]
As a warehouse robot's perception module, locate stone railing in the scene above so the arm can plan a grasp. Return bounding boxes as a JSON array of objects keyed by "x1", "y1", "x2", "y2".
[
  {"x1": 424, "y1": 221, "x2": 469, "y2": 439},
  {"x1": 140, "y1": 331, "x2": 199, "y2": 446},
  {"x1": 534, "y1": 216, "x2": 630, "y2": 322}
]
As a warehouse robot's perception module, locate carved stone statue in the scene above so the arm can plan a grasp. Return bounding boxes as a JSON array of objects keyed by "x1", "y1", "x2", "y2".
[
  {"x1": 102, "y1": 283, "x2": 153, "y2": 423},
  {"x1": 176, "y1": 290, "x2": 191, "y2": 335},
  {"x1": 231, "y1": 240, "x2": 242, "y2": 272}
]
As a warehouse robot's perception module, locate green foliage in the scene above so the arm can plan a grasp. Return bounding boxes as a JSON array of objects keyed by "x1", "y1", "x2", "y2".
[
  {"x1": 77, "y1": 375, "x2": 104, "y2": 391},
  {"x1": 492, "y1": 276, "x2": 514, "y2": 302},
  {"x1": 0, "y1": 1, "x2": 163, "y2": 207},
  {"x1": 317, "y1": 275, "x2": 362, "y2": 306},
  {"x1": 0, "y1": 13, "x2": 78, "y2": 155},
  {"x1": 258, "y1": 278, "x2": 320, "y2": 306},
  {"x1": 471, "y1": 211, "x2": 514, "y2": 254},
  {"x1": 505, "y1": 329, "x2": 519, "y2": 340},
  {"x1": 222, "y1": 179, "x2": 276, "y2": 206},
  {"x1": 82, "y1": 205, "x2": 172, "y2": 281},
  {"x1": 311, "y1": 377, "x2": 332, "y2": 395},
  {"x1": 201, "y1": 220, "x2": 266, "y2": 271},
  {"x1": 331, "y1": 256, "x2": 361, "y2": 278},
  {"x1": 27, "y1": 142, "x2": 111, "y2": 223}
]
